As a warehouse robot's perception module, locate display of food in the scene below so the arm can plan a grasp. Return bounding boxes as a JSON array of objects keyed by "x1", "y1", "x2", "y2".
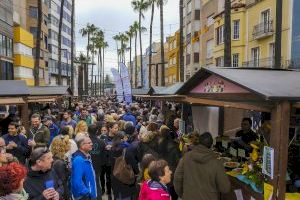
[{"x1": 224, "y1": 161, "x2": 240, "y2": 169}]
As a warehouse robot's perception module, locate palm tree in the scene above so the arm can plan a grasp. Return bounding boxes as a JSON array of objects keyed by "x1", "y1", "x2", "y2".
[
  {"x1": 34, "y1": 0, "x2": 42, "y2": 86},
  {"x1": 75, "y1": 53, "x2": 90, "y2": 98},
  {"x1": 88, "y1": 43, "x2": 97, "y2": 95},
  {"x1": 126, "y1": 26, "x2": 135, "y2": 87},
  {"x1": 119, "y1": 33, "x2": 129, "y2": 63},
  {"x1": 179, "y1": 0, "x2": 184, "y2": 81},
  {"x1": 113, "y1": 34, "x2": 121, "y2": 71},
  {"x1": 79, "y1": 23, "x2": 97, "y2": 95},
  {"x1": 102, "y1": 42, "x2": 109, "y2": 95},
  {"x1": 132, "y1": 0, "x2": 149, "y2": 87},
  {"x1": 71, "y1": 0, "x2": 75, "y2": 91},
  {"x1": 57, "y1": 0, "x2": 65, "y2": 85},
  {"x1": 93, "y1": 30, "x2": 105, "y2": 95},
  {"x1": 224, "y1": 0, "x2": 231, "y2": 67},
  {"x1": 159, "y1": 0, "x2": 167, "y2": 86},
  {"x1": 131, "y1": 21, "x2": 140, "y2": 88}
]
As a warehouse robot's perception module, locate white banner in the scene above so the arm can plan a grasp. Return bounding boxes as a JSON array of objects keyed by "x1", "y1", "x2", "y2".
[
  {"x1": 111, "y1": 68, "x2": 124, "y2": 102},
  {"x1": 120, "y1": 63, "x2": 132, "y2": 104}
]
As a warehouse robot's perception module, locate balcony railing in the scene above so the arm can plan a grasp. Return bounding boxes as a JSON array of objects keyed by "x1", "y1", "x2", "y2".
[
  {"x1": 253, "y1": 20, "x2": 274, "y2": 40},
  {"x1": 246, "y1": 0, "x2": 263, "y2": 7},
  {"x1": 242, "y1": 57, "x2": 278, "y2": 68}
]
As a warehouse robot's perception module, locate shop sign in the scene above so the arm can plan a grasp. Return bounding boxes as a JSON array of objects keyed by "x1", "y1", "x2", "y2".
[{"x1": 191, "y1": 75, "x2": 250, "y2": 94}]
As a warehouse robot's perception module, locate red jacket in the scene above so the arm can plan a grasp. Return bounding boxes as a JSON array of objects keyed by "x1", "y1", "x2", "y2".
[{"x1": 139, "y1": 180, "x2": 171, "y2": 200}]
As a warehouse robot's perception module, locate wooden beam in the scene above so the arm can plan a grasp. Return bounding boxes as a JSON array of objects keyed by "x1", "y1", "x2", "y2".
[
  {"x1": 270, "y1": 101, "x2": 290, "y2": 200},
  {"x1": 0, "y1": 97, "x2": 25, "y2": 105},
  {"x1": 184, "y1": 97, "x2": 272, "y2": 112}
]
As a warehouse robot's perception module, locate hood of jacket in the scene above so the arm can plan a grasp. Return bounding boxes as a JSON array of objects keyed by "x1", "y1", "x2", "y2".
[
  {"x1": 0, "y1": 190, "x2": 28, "y2": 200},
  {"x1": 27, "y1": 167, "x2": 52, "y2": 179},
  {"x1": 140, "y1": 131, "x2": 158, "y2": 143},
  {"x1": 188, "y1": 145, "x2": 217, "y2": 164},
  {"x1": 72, "y1": 150, "x2": 88, "y2": 160}
]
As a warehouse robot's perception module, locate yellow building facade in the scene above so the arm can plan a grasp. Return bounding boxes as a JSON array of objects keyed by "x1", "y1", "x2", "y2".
[
  {"x1": 212, "y1": 0, "x2": 292, "y2": 68},
  {"x1": 166, "y1": 31, "x2": 180, "y2": 86}
]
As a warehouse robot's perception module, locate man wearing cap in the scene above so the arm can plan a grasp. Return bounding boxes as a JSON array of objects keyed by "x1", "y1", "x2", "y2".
[
  {"x1": 24, "y1": 147, "x2": 64, "y2": 200},
  {"x1": 121, "y1": 106, "x2": 136, "y2": 126},
  {"x1": 43, "y1": 115, "x2": 60, "y2": 145},
  {"x1": 28, "y1": 114, "x2": 51, "y2": 148},
  {"x1": 174, "y1": 132, "x2": 230, "y2": 200}
]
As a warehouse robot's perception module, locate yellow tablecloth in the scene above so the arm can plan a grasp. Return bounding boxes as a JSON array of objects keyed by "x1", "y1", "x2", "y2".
[{"x1": 286, "y1": 193, "x2": 300, "y2": 200}]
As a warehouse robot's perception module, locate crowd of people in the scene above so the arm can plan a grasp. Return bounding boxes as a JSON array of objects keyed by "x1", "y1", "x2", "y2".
[{"x1": 0, "y1": 97, "x2": 231, "y2": 200}]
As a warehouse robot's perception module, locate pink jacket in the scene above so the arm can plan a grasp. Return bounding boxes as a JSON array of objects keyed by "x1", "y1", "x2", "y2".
[{"x1": 139, "y1": 180, "x2": 171, "y2": 200}]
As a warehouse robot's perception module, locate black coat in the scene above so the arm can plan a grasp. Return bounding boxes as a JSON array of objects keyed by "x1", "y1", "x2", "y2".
[
  {"x1": 53, "y1": 158, "x2": 71, "y2": 199},
  {"x1": 90, "y1": 135, "x2": 106, "y2": 171},
  {"x1": 24, "y1": 168, "x2": 64, "y2": 200},
  {"x1": 100, "y1": 134, "x2": 114, "y2": 166},
  {"x1": 110, "y1": 145, "x2": 139, "y2": 198}
]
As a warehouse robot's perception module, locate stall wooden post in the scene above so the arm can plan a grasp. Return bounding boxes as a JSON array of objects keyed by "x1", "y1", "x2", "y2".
[
  {"x1": 21, "y1": 98, "x2": 29, "y2": 131},
  {"x1": 270, "y1": 101, "x2": 290, "y2": 200}
]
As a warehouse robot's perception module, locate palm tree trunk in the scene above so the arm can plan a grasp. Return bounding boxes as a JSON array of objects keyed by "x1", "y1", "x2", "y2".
[
  {"x1": 78, "y1": 64, "x2": 84, "y2": 97},
  {"x1": 160, "y1": 0, "x2": 165, "y2": 86},
  {"x1": 179, "y1": 0, "x2": 184, "y2": 82},
  {"x1": 99, "y1": 48, "x2": 102, "y2": 95},
  {"x1": 90, "y1": 46, "x2": 94, "y2": 96},
  {"x1": 129, "y1": 36, "x2": 133, "y2": 87},
  {"x1": 85, "y1": 35, "x2": 90, "y2": 95},
  {"x1": 102, "y1": 48, "x2": 105, "y2": 94},
  {"x1": 135, "y1": 31, "x2": 138, "y2": 88},
  {"x1": 139, "y1": 11, "x2": 143, "y2": 87},
  {"x1": 149, "y1": 3, "x2": 154, "y2": 88},
  {"x1": 34, "y1": 0, "x2": 42, "y2": 86},
  {"x1": 71, "y1": 0, "x2": 75, "y2": 91},
  {"x1": 224, "y1": 0, "x2": 231, "y2": 67},
  {"x1": 58, "y1": 0, "x2": 64, "y2": 85}
]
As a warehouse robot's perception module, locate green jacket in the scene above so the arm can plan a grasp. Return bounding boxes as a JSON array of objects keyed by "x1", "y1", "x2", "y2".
[
  {"x1": 28, "y1": 124, "x2": 50, "y2": 147},
  {"x1": 174, "y1": 145, "x2": 231, "y2": 200}
]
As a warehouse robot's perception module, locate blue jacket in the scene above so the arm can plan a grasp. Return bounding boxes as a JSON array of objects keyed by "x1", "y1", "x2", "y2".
[
  {"x1": 48, "y1": 123, "x2": 60, "y2": 145},
  {"x1": 122, "y1": 112, "x2": 137, "y2": 126},
  {"x1": 71, "y1": 150, "x2": 97, "y2": 199}
]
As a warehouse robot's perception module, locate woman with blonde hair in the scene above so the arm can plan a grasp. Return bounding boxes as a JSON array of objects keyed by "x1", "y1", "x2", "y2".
[
  {"x1": 50, "y1": 135, "x2": 72, "y2": 200},
  {"x1": 61, "y1": 125, "x2": 77, "y2": 163},
  {"x1": 74, "y1": 120, "x2": 88, "y2": 141}
]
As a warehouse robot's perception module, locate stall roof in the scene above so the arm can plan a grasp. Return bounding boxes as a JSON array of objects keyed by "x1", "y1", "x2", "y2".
[
  {"x1": 132, "y1": 88, "x2": 150, "y2": 95},
  {"x1": 154, "y1": 82, "x2": 185, "y2": 95},
  {"x1": 177, "y1": 67, "x2": 300, "y2": 101},
  {"x1": 0, "y1": 80, "x2": 29, "y2": 96},
  {"x1": 28, "y1": 86, "x2": 73, "y2": 96}
]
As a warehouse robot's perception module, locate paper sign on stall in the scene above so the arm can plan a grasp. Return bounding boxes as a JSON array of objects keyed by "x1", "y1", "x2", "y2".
[
  {"x1": 250, "y1": 197, "x2": 256, "y2": 200},
  {"x1": 222, "y1": 140, "x2": 228, "y2": 149},
  {"x1": 262, "y1": 146, "x2": 274, "y2": 179},
  {"x1": 230, "y1": 147, "x2": 237, "y2": 157},
  {"x1": 234, "y1": 189, "x2": 244, "y2": 200},
  {"x1": 238, "y1": 148, "x2": 246, "y2": 158}
]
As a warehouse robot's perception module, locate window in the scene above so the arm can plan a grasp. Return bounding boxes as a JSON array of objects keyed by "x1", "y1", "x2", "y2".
[
  {"x1": 29, "y1": 7, "x2": 38, "y2": 18},
  {"x1": 216, "y1": 25, "x2": 224, "y2": 45},
  {"x1": 232, "y1": 54, "x2": 239, "y2": 67},
  {"x1": 216, "y1": 57, "x2": 224, "y2": 67},
  {"x1": 0, "y1": 34, "x2": 5, "y2": 56},
  {"x1": 49, "y1": 14, "x2": 59, "y2": 27},
  {"x1": 195, "y1": 10, "x2": 200, "y2": 20},
  {"x1": 194, "y1": 53, "x2": 199, "y2": 63},
  {"x1": 207, "y1": 15, "x2": 214, "y2": 27},
  {"x1": 206, "y1": 39, "x2": 214, "y2": 58},
  {"x1": 233, "y1": 20, "x2": 240, "y2": 39},
  {"x1": 251, "y1": 47, "x2": 260, "y2": 67},
  {"x1": 7, "y1": 38, "x2": 13, "y2": 57},
  {"x1": 261, "y1": 9, "x2": 271, "y2": 32},
  {"x1": 186, "y1": 33, "x2": 191, "y2": 44},
  {"x1": 44, "y1": 14, "x2": 48, "y2": 26},
  {"x1": 186, "y1": 54, "x2": 191, "y2": 65},
  {"x1": 30, "y1": 27, "x2": 38, "y2": 38}
]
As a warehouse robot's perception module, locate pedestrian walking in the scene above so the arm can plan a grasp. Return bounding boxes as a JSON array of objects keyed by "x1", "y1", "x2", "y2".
[{"x1": 71, "y1": 135, "x2": 97, "y2": 200}]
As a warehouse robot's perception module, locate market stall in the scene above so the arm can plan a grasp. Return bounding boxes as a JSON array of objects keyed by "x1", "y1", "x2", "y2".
[
  {"x1": 176, "y1": 67, "x2": 300, "y2": 200},
  {"x1": 0, "y1": 80, "x2": 30, "y2": 131}
]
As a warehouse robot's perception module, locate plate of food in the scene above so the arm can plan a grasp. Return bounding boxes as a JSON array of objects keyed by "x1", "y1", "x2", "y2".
[{"x1": 224, "y1": 162, "x2": 240, "y2": 169}]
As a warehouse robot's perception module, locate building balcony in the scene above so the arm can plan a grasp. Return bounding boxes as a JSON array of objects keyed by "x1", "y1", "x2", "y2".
[
  {"x1": 246, "y1": 0, "x2": 263, "y2": 8},
  {"x1": 242, "y1": 57, "x2": 279, "y2": 68},
  {"x1": 253, "y1": 20, "x2": 274, "y2": 40}
]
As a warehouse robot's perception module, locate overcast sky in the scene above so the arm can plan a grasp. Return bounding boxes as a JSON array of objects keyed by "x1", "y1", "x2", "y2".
[{"x1": 75, "y1": 0, "x2": 179, "y2": 75}]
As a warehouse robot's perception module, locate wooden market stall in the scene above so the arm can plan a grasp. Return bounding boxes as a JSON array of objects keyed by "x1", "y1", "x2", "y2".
[
  {"x1": 175, "y1": 67, "x2": 300, "y2": 200},
  {"x1": 0, "y1": 80, "x2": 30, "y2": 130}
]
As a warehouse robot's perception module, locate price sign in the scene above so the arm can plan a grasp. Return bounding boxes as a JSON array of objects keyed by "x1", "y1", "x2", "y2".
[
  {"x1": 230, "y1": 147, "x2": 237, "y2": 157},
  {"x1": 238, "y1": 149, "x2": 246, "y2": 158},
  {"x1": 222, "y1": 140, "x2": 228, "y2": 149}
]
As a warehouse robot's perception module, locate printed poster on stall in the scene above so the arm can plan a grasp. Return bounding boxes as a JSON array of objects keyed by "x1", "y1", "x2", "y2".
[{"x1": 262, "y1": 146, "x2": 274, "y2": 179}]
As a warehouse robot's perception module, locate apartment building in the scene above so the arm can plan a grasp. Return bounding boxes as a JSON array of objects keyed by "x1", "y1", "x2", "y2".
[
  {"x1": 166, "y1": 31, "x2": 180, "y2": 86},
  {"x1": 13, "y1": 0, "x2": 35, "y2": 85},
  {"x1": 212, "y1": 0, "x2": 299, "y2": 69},
  {"x1": 183, "y1": 0, "x2": 201, "y2": 80},
  {"x1": 48, "y1": 0, "x2": 73, "y2": 86},
  {"x1": 26, "y1": 0, "x2": 49, "y2": 85},
  {"x1": 0, "y1": 0, "x2": 14, "y2": 80}
]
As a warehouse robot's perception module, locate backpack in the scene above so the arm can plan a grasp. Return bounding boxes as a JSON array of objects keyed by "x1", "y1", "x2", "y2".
[{"x1": 113, "y1": 148, "x2": 135, "y2": 185}]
